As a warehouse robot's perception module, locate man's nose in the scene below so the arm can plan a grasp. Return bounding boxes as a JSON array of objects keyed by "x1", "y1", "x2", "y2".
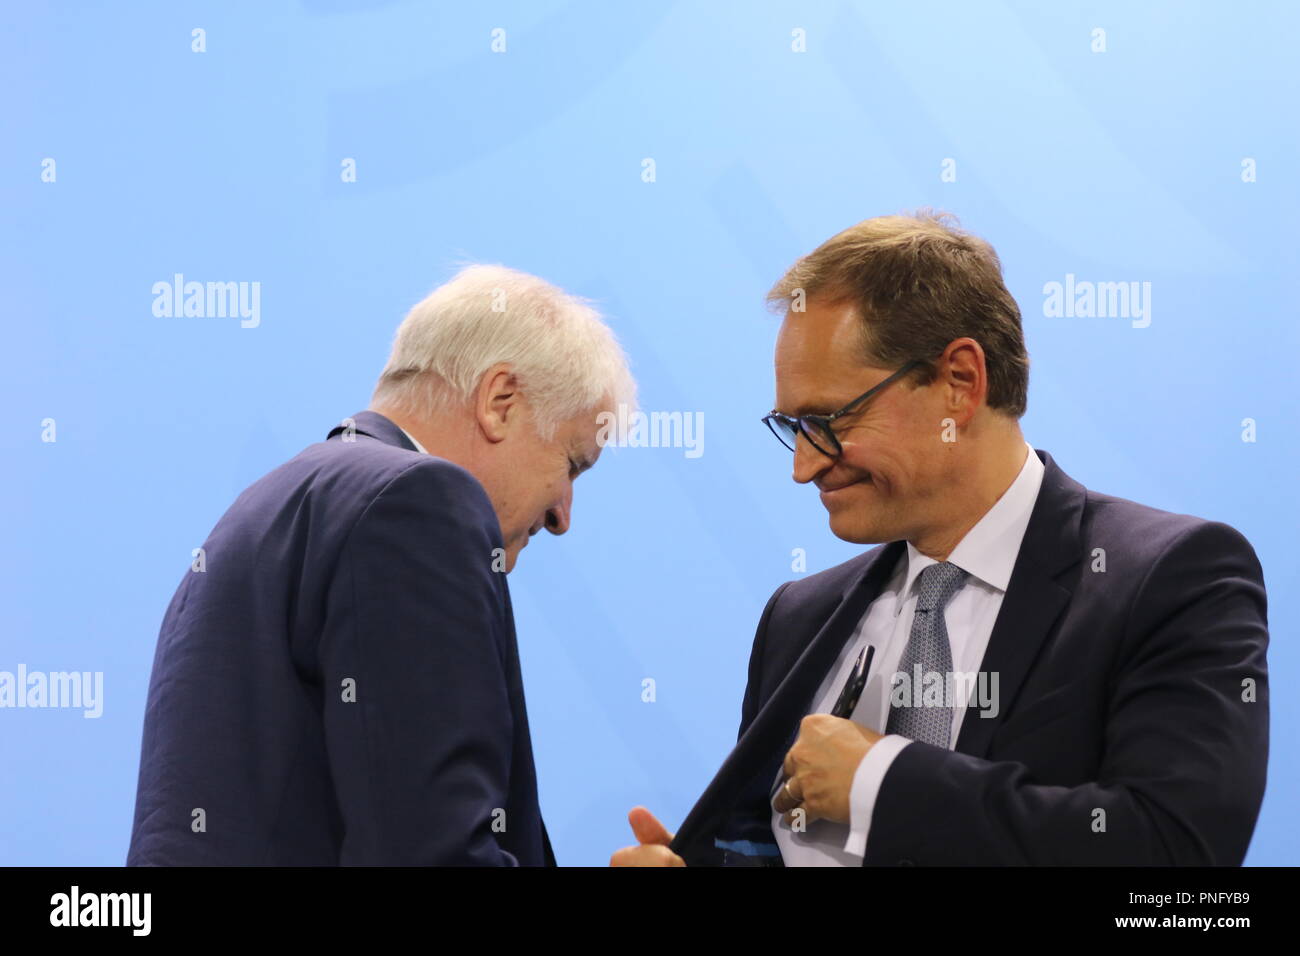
[
  {"x1": 544, "y1": 486, "x2": 572, "y2": 535},
  {"x1": 791, "y1": 431, "x2": 833, "y2": 484}
]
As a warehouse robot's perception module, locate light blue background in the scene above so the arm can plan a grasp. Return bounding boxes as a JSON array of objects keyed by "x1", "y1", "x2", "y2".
[{"x1": 2, "y1": 1, "x2": 1295, "y2": 866}]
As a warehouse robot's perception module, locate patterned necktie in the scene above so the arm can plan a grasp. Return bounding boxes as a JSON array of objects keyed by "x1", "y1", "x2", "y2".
[{"x1": 885, "y1": 561, "x2": 969, "y2": 748}]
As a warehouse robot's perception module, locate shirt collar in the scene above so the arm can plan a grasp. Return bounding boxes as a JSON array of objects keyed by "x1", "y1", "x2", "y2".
[
  {"x1": 898, "y1": 441, "x2": 1045, "y2": 598},
  {"x1": 398, "y1": 426, "x2": 428, "y2": 455}
]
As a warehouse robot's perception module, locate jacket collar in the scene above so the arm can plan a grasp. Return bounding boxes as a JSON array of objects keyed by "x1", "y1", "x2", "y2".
[{"x1": 325, "y1": 410, "x2": 418, "y2": 453}]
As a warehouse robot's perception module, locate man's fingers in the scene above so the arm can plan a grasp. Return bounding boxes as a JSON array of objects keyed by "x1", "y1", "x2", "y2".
[
  {"x1": 772, "y1": 781, "x2": 793, "y2": 813},
  {"x1": 772, "y1": 775, "x2": 803, "y2": 814},
  {"x1": 610, "y1": 843, "x2": 686, "y2": 867},
  {"x1": 628, "y1": 805, "x2": 674, "y2": 846}
]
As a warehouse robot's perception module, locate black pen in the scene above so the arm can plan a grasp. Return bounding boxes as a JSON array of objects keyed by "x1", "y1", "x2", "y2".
[
  {"x1": 832, "y1": 643, "x2": 875, "y2": 719},
  {"x1": 772, "y1": 643, "x2": 876, "y2": 802}
]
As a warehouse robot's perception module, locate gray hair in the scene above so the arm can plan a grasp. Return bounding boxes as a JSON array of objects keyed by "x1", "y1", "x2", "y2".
[{"x1": 372, "y1": 264, "x2": 636, "y2": 440}]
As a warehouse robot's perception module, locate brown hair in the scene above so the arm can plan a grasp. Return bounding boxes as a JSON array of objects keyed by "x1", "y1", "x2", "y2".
[{"x1": 767, "y1": 209, "x2": 1029, "y2": 418}]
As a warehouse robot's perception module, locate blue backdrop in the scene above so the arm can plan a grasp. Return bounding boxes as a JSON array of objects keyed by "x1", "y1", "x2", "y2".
[{"x1": 2, "y1": 0, "x2": 1295, "y2": 866}]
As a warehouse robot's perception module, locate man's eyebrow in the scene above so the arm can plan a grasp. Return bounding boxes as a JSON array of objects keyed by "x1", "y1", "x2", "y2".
[{"x1": 781, "y1": 398, "x2": 839, "y2": 417}]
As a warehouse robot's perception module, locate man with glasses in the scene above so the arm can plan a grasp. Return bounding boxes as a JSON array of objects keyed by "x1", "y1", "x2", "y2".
[{"x1": 612, "y1": 211, "x2": 1268, "y2": 867}]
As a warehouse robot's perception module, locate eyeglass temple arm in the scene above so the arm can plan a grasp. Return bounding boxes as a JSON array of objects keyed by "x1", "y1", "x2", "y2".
[{"x1": 826, "y1": 359, "x2": 924, "y2": 423}]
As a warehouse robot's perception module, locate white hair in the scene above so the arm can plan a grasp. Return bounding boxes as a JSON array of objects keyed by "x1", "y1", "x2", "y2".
[{"x1": 372, "y1": 264, "x2": 636, "y2": 440}]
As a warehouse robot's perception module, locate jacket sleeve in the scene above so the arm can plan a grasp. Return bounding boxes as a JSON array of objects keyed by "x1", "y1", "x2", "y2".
[
  {"x1": 676, "y1": 581, "x2": 792, "y2": 867},
  {"x1": 738, "y1": 581, "x2": 790, "y2": 739},
  {"x1": 708, "y1": 581, "x2": 793, "y2": 867},
  {"x1": 319, "y1": 457, "x2": 520, "y2": 865},
  {"x1": 863, "y1": 520, "x2": 1269, "y2": 865}
]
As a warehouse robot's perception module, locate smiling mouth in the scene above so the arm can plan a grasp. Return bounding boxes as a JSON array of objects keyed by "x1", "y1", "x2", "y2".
[{"x1": 821, "y1": 474, "x2": 873, "y2": 495}]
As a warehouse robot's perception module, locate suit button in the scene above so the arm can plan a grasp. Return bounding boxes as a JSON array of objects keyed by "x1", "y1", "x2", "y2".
[{"x1": 897, "y1": 858, "x2": 915, "y2": 866}]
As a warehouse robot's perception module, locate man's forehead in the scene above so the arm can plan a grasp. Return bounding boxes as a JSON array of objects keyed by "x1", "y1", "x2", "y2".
[
  {"x1": 775, "y1": 317, "x2": 882, "y2": 412},
  {"x1": 778, "y1": 296, "x2": 864, "y2": 349}
]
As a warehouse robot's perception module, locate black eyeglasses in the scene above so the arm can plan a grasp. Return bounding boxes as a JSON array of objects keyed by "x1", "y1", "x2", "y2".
[{"x1": 762, "y1": 360, "x2": 925, "y2": 458}]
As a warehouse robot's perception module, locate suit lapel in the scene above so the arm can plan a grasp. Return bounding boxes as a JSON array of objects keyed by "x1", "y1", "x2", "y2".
[
  {"x1": 672, "y1": 540, "x2": 905, "y2": 854},
  {"x1": 954, "y1": 449, "x2": 1084, "y2": 758}
]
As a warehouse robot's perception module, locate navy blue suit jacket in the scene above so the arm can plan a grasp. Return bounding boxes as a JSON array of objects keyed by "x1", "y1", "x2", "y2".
[
  {"x1": 128, "y1": 411, "x2": 554, "y2": 866},
  {"x1": 671, "y1": 448, "x2": 1269, "y2": 865}
]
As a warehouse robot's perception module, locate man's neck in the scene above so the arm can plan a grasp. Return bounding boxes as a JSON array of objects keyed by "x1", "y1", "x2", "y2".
[
  {"x1": 911, "y1": 431, "x2": 1029, "y2": 562},
  {"x1": 370, "y1": 405, "x2": 460, "y2": 463}
]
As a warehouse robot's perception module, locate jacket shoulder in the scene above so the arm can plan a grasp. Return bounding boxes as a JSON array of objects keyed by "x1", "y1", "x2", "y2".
[
  {"x1": 348, "y1": 450, "x2": 501, "y2": 539},
  {"x1": 323, "y1": 439, "x2": 499, "y2": 533},
  {"x1": 221, "y1": 435, "x2": 498, "y2": 544},
  {"x1": 1081, "y1": 487, "x2": 1259, "y2": 565}
]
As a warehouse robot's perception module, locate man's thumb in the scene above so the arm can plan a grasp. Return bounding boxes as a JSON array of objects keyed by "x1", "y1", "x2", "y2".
[{"x1": 628, "y1": 806, "x2": 673, "y2": 846}]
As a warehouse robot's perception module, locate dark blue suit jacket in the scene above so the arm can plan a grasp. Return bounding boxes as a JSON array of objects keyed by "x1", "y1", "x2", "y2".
[
  {"x1": 128, "y1": 411, "x2": 553, "y2": 866},
  {"x1": 671, "y1": 448, "x2": 1269, "y2": 865}
]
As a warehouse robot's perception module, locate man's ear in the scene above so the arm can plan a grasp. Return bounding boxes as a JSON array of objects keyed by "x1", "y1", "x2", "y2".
[
  {"x1": 942, "y1": 338, "x2": 986, "y2": 425},
  {"x1": 475, "y1": 363, "x2": 521, "y2": 443}
]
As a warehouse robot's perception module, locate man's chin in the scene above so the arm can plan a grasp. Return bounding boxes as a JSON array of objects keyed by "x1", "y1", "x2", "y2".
[
  {"x1": 828, "y1": 523, "x2": 885, "y2": 545},
  {"x1": 825, "y1": 507, "x2": 888, "y2": 545},
  {"x1": 503, "y1": 542, "x2": 524, "y2": 573}
]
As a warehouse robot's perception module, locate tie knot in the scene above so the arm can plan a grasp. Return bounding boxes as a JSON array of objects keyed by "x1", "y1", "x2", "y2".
[{"x1": 915, "y1": 561, "x2": 968, "y2": 612}]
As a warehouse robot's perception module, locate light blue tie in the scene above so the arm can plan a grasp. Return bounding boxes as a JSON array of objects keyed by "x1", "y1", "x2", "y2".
[{"x1": 886, "y1": 561, "x2": 969, "y2": 748}]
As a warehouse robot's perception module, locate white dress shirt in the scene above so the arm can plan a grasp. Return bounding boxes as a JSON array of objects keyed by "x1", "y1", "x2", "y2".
[{"x1": 772, "y1": 441, "x2": 1045, "y2": 866}]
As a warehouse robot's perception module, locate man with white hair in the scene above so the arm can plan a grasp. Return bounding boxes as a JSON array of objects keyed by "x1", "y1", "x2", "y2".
[{"x1": 127, "y1": 265, "x2": 634, "y2": 866}]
